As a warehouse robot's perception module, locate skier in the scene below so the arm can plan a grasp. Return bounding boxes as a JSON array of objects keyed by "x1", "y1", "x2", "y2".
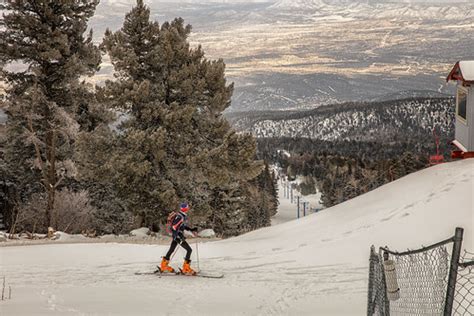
[{"x1": 160, "y1": 202, "x2": 199, "y2": 275}]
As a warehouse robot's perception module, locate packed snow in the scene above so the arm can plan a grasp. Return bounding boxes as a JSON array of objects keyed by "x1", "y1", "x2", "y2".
[
  {"x1": 0, "y1": 159, "x2": 472, "y2": 315},
  {"x1": 272, "y1": 176, "x2": 323, "y2": 225}
]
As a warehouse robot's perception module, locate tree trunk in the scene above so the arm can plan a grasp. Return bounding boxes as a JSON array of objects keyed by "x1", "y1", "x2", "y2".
[
  {"x1": 46, "y1": 186, "x2": 55, "y2": 228},
  {"x1": 45, "y1": 130, "x2": 57, "y2": 228}
]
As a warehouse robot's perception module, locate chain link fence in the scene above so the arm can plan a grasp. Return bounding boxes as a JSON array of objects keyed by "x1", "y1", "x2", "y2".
[
  {"x1": 367, "y1": 227, "x2": 473, "y2": 315},
  {"x1": 453, "y1": 251, "x2": 474, "y2": 315}
]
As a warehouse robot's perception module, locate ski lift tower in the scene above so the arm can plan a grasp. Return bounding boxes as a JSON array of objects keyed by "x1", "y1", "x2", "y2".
[
  {"x1": 429, "y1": 129, "x2": 444, "y2": 165},
  {"x1": 446, "y1": 61, "x2": 474, "y2": 159}
]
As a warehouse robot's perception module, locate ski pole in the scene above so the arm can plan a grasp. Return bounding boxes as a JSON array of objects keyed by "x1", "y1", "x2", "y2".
[{"x1": 195, "y1": 239, "x2": 200, "y2": 272}]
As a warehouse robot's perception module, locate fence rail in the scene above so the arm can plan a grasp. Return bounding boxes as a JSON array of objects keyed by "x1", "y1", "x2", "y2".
[
  {"x1": 367, "y1": 227, "x2": 473, "y2": 316},
  {"x1": 379, "y1": 235, "x2": 455, "y2": 256}
]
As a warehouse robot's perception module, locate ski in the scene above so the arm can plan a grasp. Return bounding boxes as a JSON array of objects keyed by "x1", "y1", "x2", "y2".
[
  {"x1": 134, "y1": 270, "x2": 162, "y2": 275},
  {"x1": 135, "y1": 267, "x2": 177, "y2": 276},
  {"x1": 178, "y1": 268, "x2": 224, "y2": 279},
  {"x1": 135, "y1": 268, "x2": 223, "y2": 279}
]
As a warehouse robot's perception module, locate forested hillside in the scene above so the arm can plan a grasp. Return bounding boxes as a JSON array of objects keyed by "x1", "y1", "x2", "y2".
[
  {"x1": 247, "y1": 97, "x2": 455, "y2": 208},
  {"x1": 228, "y1": 97, "x2": 454, "y2": 144}
]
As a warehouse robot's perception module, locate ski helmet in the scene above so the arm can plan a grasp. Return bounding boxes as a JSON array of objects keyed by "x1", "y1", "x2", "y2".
[{"x1": 180, "y1": 202, "x2": 190, "y2": 212}]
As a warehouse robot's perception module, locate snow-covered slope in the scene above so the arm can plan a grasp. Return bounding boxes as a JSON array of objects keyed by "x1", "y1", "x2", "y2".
[{"x1": 1, "y1": 160, "x2": 472, "y2": 315}]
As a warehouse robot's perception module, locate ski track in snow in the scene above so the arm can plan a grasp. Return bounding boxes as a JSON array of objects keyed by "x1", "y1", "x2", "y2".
[{"x1": 1, "y1": 244, "x2": 369, "y2": 315}]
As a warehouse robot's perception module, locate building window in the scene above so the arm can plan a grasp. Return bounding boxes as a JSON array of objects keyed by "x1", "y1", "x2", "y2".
[{"x1": 457, "y1": 88, "x2": 467, "y2": 122}]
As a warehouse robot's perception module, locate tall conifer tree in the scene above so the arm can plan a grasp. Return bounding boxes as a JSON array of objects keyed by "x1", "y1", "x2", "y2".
[
  {"x1": 0, "y1": 0, "x2": 101, "y2": 229},
  {"x1": 82, "y1": 0, "x2": 264, "y2": 233}
]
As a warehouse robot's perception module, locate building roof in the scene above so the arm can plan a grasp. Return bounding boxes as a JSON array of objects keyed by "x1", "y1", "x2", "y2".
[{"x1": 447, "y1": 60, "x2": 474, "y2": 83}]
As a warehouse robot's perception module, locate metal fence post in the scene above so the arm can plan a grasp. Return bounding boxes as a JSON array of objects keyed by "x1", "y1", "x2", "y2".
[
  {"x1": 290, "y1": 184, "x2": 293, "y2": 203},
  {"x1": 367, "y1": 245, "x2": 376, "y2": 316},
  {"x1": 297, "y1": 196, "x2": 300, "y2": 219},
  {"x1": 444, "y1": 227, "x2": 464, "y2": 315}
]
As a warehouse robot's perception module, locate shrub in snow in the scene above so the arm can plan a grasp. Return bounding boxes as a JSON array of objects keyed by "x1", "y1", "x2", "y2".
[
  {"x1": 12, "y1": 189, "x2": 97, "y2": 234},
  {"x1": 53, "y1": 189, "x2": 96, "y2": 234},
  {"x1": 0, "y1": 233, "x2": 7, "y2": 242},
  {"x1": 10, "y1": 193, "x2": 47, "y2": 234},
  {"x1": 129, "y1": 227, "x2": 150, "y2": 237},
  {"x1": 198, "y1": 229, "x2": 216, "y2": 238}
]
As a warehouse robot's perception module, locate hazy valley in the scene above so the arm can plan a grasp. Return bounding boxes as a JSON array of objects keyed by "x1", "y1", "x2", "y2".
[{"x1": 90, "y1": 0, "x2": 473, "y2": 111}]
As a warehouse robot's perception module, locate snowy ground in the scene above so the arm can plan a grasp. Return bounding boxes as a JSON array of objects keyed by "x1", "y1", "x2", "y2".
[
  {"x1": 271, "y1": 174, "x2": 323, "y2": 225},
  {"x1": 1, "y1": 160, "x2": 473, "y2": 315},
  {"x1": 271, "y1": 178, "x2": 299, "y2": 225}
]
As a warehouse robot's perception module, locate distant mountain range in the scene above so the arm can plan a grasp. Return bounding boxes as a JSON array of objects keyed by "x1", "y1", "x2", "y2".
[
  {"x1": 271, "y1": 0, "x2": 474, "y2": 19},
  {"x1": 272, "y1": 0, "x2": 474, "y2": 8}
]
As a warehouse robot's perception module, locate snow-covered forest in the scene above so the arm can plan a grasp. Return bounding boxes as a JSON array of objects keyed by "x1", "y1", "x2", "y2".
[
  {"x1": 246, "y1": 97, "x2": 455, "y2": 208},
  {"x1": 228, "y1": 98, "x2": 454, "y2": 143}
]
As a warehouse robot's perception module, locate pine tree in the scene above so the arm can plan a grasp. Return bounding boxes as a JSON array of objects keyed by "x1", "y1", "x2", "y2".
[
  {"x1": 0, "y1": 0, "x2": 101, "y2": 229},
  {"x1": 258, "y1": 162, "x2": 278, "y2": 215},
  {"x1": 80, "y1": 0, "x2": 264, "y2": 232}
]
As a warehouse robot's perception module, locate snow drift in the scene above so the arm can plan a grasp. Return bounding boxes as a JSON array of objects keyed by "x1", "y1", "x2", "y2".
[{"x1": 1, "y1": 159, "x2": 472, "y2": 315}]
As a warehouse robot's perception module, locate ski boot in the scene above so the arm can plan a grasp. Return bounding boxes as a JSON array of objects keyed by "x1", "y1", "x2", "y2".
[
  {"x1": 181, "y1": 259, "x2": 196, "y2": 275},
  {"x1": 159, "y1": 257, "x2": 175, "y2": 273}
]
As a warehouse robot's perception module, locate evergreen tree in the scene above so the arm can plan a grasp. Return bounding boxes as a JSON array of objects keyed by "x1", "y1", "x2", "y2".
[
  {"x1": 0, "y1": 0, "x2": 101, "y2": 229},
  {"x1": 258, "y1": 162, "x2": 278, "y2": 216},
  {"x1": 80, "y1": 0, "x2": 264, "y2": 233}
]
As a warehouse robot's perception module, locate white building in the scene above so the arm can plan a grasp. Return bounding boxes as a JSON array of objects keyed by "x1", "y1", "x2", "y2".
[{"x1": 447, "y1": 61, "x2": 474, "y2": 158}]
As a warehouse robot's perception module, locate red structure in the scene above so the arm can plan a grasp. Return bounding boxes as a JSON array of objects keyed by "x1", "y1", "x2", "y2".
[
  {"x1": 451, "y1": 143, "x2": 474, "y2": 159},
  {"x1": 429, "y1": 130, "x2": 444, "y2": 165}
]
